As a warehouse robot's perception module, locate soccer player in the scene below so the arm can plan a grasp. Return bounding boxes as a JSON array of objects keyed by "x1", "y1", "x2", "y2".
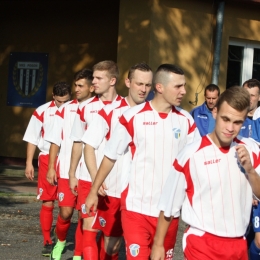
[
  {"x1": 85, "y1": 64, "x2": 200, "y2": 259},
  {"x1": 23, "y1": 82, "x2": 71, "y2": 256},
  {"x1": 151, "y1": 86, "x2": 260, "y2": 260},
  {"x1": 190, "y1": 84, "x2": 220, "y2": 136},
  {"x1": 68, "y1": 60, "x2": 122, "y2": 259},
  {"x1": 45, "y1": 69, "x2": 94, "y2": 260},
  {"x1": 82, "y1": 62, "x2": 153, "y2": 259}
]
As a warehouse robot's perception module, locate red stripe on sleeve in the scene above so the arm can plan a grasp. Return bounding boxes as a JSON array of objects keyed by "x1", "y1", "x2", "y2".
[
  {"x1": 119, "y1": 115, "x2": 135, "y2": 158},
  {"x1": 99, "y1": 109, "x2": 113, "y2": 140},
  {"x1": 188, "y1": 121, "x2": 197, "y2": 134},
  {"x1": 80, "y1": 106, "x2": 86, "y2": 122},
  {"x1": 33, "y1": 110, "x2": 44, "y2": 123},
  {"x1": 173, "y1": 158, "x2": 194, "y2": 206},
  {"x1": 253, "y1": 151, "x2": 260, "y2": 169},
  {"x1": 56, "y1": 107, "x2": 65, "y2": 119}
]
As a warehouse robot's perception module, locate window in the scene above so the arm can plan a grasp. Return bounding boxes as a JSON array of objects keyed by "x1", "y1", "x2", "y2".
[{"x1": 226, "y1": 40, "x2": 260, "y2": 88}]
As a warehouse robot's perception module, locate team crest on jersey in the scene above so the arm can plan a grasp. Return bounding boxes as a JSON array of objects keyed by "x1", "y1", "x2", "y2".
[
  {"x1": 58, "y1": 192, "x2": 64, "y2": 202},
  {"x1": 99, "y1": 217, "x2": 106, "y2": 227},
  {"x1": 81, "y1": 204, "x2": 86, "y2": 214},
  {"x1": 37, "y1": 188, "x2": 43, "y2": 199},
  {"x1": 172, "y1": 128, "x2": 181, "y2": 139},
  {"x1": 129, "y1": 244, "x2": 140, "y2": 257}
]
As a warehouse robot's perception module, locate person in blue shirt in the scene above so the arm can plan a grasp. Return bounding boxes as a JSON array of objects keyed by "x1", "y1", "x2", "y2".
[
  {"x1": 190, "y1": 84, "x2": 220, "y2": 136},
  {"x1": 239, "y1": 79, "x2": 260, "y2": 260},
  {"x1": 240, "y1": 79, "x2": 260, "y2": 138}
]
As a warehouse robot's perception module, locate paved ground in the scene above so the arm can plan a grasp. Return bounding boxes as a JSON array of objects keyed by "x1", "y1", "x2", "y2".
[{"x1": 0, "y1": 165, "x2": 186, "y2": 260}]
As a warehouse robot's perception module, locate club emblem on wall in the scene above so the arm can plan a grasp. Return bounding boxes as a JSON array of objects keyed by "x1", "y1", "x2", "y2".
[{"x1": 12, "y1": 61, "x2": 44, "y2": 97}]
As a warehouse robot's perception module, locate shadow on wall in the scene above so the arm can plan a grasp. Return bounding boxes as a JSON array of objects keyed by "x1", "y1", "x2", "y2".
[{"x1": 0, "y1": 0, "x2": 120, "y2": 158}]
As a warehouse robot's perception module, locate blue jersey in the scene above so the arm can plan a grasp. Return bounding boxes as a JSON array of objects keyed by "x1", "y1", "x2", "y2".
[
  {"x1": 190, "y1": 102, "x2": 214, "y2": 136},
  {"x1": 239, "y1": 117, "x2": 253, "y2": 138}
]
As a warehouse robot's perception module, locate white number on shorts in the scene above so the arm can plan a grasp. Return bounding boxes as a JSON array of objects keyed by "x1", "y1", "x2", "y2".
[
  {"x1": 166, "y1": 248, "x2": 173, "y2": 259},
  {"x1": 254, "y1": 216, "x2": 260, "y2": 228}
]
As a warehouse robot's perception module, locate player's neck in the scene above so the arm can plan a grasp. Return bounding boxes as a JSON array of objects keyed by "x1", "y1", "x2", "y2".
[
  {"x1": 125, "y1": 96, "x2": 138, "y2": 107},
  {"x1": 150, "y1": 97, "x2": 172, "y2": 113},
  {"x1": 248, "y1": 108, "x2": 256, "y2": 117},
  {"x1": 208, "y1": 132, "x2": 232, "y2": 149},
  {"x1": 78, "y1": 94, "x2": 92, "y2": 104},
  {"x1": 99, "y1": 89, "x2": 118, "y2": 102}
]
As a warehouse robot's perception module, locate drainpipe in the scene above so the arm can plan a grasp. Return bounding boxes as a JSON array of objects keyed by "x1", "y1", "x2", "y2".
[{"x1": 211, "y1": 1, "x2": 225, "y2": 85}]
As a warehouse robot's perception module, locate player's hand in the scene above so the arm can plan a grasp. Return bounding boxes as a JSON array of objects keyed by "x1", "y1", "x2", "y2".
[
  {"x1": 25, "y1": 164, "x2": 34, "y2": 181},
  {"x1": 98, "y1": 182, "x2": 108, "y2": 196},
  {"x1": 150, "y1": 244, "x2": 165, "y2": 260},
  {"x1": 85, "y1": 189, "x2": 98, "y2": 215},
  {"x1": 69, "y1": 176, "x2": 78, "y2": 196},
  {"x1": 46, "y1": 168, "x2": 57, "y2": 185},
  {"x1": 236, "y1": 145, "x2": 254, "y2": 174}
]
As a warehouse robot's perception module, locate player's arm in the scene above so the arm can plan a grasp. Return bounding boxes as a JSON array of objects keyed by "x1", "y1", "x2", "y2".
[
  {"x1": 25, "y1": 142, "x2": 37, "y2": 181},
  {"x1": 236, "y1": 145, "x2": 260, "y2": 198},
  {"x1": 46, "y1": 143, "x2": 59, "y2": 185},
  {"x1": 84, "y1": 144, "x2": 97, "y2": 182},
  {"x1": 150, "y1": 211, "x2": 173, "y2": 260},
  {"x1": 68, "y1": 141, "x2": 82, "y2": 195},
  {"x1": 85, "y1": 155, "x2": 116, "y2": 214}
]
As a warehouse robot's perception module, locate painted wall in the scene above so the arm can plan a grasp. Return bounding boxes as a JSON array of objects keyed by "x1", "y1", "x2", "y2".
[
  {"x1": 2, "y1": 0, "x2": 260, "y2": 160},
  {"x1": 117, "y1": 0, "x2": 260, "y2": 110},
  {"x1": 0, "y1": 0, "x2": 120, "y2": 159}
]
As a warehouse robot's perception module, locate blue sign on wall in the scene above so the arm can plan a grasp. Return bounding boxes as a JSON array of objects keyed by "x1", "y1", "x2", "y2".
[{"x1": 7, "y1": 52, "x2": 49, "y2": 108}]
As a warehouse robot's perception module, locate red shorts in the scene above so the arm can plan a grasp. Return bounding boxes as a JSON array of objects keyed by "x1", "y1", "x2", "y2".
[
  {"x1": 92, "y1": 196, "x2": 123, "y2": 237},
  {"x1": 122, "y1": 210, "x2": 178, "y2": 259},
  {"x1": 57, "y1": 178, "x2": 77, "y2": 208},
  {"x1": 183, "y1": 227, "x2": 248, "y2": 260},
  {"x1": 77, "y1": 179, "x2": 95, "y2": 218},
  {"x1": 37, "y1": 154, "x2": 57, "y2": 201}
]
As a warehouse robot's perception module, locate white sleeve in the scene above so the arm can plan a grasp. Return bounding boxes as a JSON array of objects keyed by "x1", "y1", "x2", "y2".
[
  {"x1": 158, "y1": 164, "x2": 186, "y2": 218},
  {"x1": 44, "y1": 113, "x2": 63, "y2": 146},
  {"x1": 81, "y1": 114, "x2": 108, "y2": 148},
  {"x1": 23, "y1": 112, "x2": 42, "y2": 145},
  {"x1": 104, "y1": 121, "x2": 132, "y2": 160},
  {"x1": 70, "y1": 108, "x2": 85, "y2": 141}
]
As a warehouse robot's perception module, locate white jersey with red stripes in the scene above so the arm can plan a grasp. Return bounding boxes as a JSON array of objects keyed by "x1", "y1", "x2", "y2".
[
  {"x1": 159, "y1": 135, "x2": 260, "y2": 237},
  {"x1": 82, "y1": 98, "x2": 130, "y2": 198},
  {"x1": 23, "y1": 100, "x2": 58, "y2": 155},
  {"x1": 104, "y1": 101, "x2": 200, "y2": 217},
  {"x1": 71, "y1": 95, "x2": 122, "y2": 181},
  {"x1": 44, "y1": 99, "x2": 80, "y2": 179}
]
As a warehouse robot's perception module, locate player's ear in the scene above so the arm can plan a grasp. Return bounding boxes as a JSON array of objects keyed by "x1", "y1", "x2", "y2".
[
  {"x1": 125, "y1": 78, "x2": 130, "y2": 89},
  {"x1": 90, "y1": 85, "x2": 95, "y2": 93},
  {"x1": 155, "y1": 83, "x2": 163, "y2": 94},
  {"x1": 110, "y1": 77, "x2": 116, "y2": 87}
]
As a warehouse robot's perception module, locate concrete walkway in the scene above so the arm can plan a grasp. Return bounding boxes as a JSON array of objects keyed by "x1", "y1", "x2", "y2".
[{"x1": 0, "y1": 165, "x2": 37, "y2": 195}]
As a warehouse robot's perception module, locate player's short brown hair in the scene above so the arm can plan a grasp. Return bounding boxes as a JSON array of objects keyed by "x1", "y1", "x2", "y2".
[
  {"x1": 127, "y1": 62, "x2": 152, "y2": 81},
  {"x1": 216, "y1": 86, "x2": 250, "y2": 112},
  {"x1": 74, "y1": 68, "x2": 93, "y2": 85},
  {"x1": 53, "y1": 82, "x2": 71, "y2": 96},
  {"x1": 153, "y1": 64, "x2": 184, "y2": 92},
  {"x1": 93, "y1": 60, "x2": 119, "y2": 84},
  {"x1": 242, "y1": 78, "x2": 260, "y2": 94}
]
